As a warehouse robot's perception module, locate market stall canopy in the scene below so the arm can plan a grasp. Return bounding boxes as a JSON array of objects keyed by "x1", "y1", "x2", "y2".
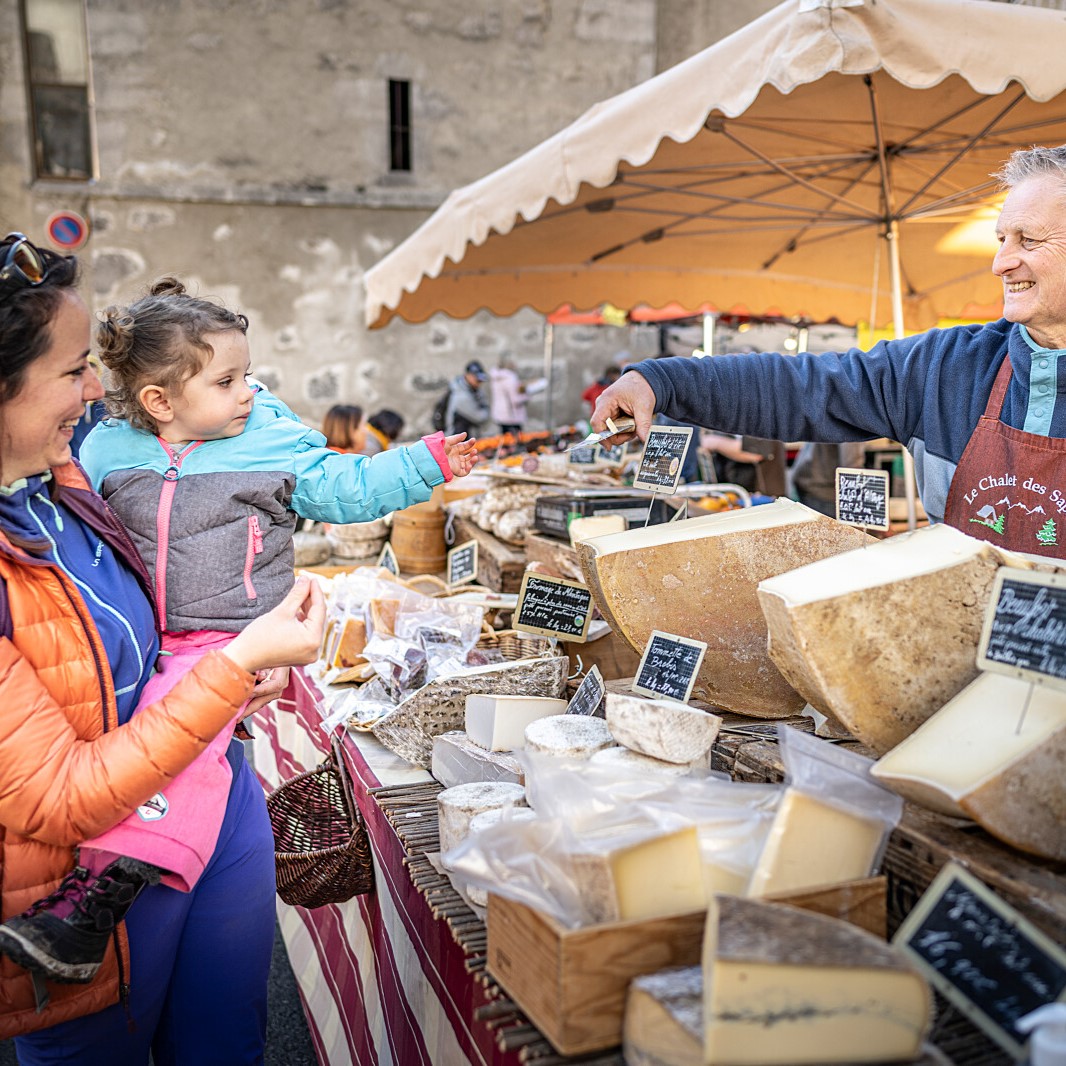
[{"x1": 364, "y1": 0, "x2": 1066, "y2": 332}]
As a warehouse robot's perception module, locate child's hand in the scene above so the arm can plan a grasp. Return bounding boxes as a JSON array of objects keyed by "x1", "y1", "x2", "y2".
[{"x1": 444, "y1": 433, "x2": 480, "y2": 478}]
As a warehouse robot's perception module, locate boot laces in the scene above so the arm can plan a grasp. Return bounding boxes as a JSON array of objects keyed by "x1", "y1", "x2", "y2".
[{"x1": 20, "y1": 865, "x2": 136, "y2": 929}]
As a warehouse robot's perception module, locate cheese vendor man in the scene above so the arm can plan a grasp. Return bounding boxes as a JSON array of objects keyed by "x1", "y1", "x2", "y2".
[{"x1": 593, "y1": 144, "x2": 1066, "y2": 561}]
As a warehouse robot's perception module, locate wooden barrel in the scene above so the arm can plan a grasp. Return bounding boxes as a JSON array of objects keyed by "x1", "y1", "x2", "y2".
[{"x1": 391, "y1": 502, "x2": 446, "y2": 574}]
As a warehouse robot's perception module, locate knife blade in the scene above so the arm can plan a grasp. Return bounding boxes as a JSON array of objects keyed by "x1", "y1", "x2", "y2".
[{"x1": 564, "y1": 417, "x2": 636, "y2": 452}]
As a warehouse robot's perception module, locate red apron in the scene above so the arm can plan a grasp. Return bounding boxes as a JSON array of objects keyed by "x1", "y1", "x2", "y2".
[{"x1": 944, "y1": 356, "x2": 1066, "y2": 558}]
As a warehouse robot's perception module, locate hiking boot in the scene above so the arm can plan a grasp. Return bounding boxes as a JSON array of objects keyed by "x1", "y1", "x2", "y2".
[{"x1": 0, "y1": 855, "x2": 160, "y2": 984}]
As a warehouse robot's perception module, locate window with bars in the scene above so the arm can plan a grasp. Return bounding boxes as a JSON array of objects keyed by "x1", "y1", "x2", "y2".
[
  {"x1": 388, "y1": 79, "x2": 411, "y2": 173},
  {"x1": 21, "y1": 0, "x2": 93, "y2": 180}
]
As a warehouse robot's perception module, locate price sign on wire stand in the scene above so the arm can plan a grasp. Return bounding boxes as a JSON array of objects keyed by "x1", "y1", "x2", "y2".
[
  {"x1": 977, "y1": 567, "x2": 1066, "y2": 693},
  {"x1": 893, "y1": 862, "x2": 1066, "y2": 1059},
  {"x1": 447, "y1": 540, "x2": 478, "y2": 588},
  {"x1": 632, "y1": 629, "x2": 707, "y2": 703},
  {"x1": 377, "y1": 541, "x2": 400, "y2": 576},
  {"x1": 514, "y1": 572, "x2": 593, "y2": 642},
  {"x1": 566, "y1": 665, "x2": 606, "y2": 717},
  {"x1": 835, "y1": 467, "x2": 890, "y2": 530},
  {"x1": 632, "y1": 425, "x2": 693, "y2": 495}
]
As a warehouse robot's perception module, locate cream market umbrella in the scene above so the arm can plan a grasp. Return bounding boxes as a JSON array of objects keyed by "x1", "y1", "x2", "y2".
[{"x1": 364, "y1": 0, "x2": 1066, "y2": 335}]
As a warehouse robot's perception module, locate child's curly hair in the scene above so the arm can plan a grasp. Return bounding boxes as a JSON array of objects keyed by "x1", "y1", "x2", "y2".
[{"x1": 96, "y1": 277, "x2": 249, "y2": 433}]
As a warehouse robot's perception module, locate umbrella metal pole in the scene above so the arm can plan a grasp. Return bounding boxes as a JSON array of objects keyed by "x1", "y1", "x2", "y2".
[
  {"x1": 543, "y1": 321, "x2": 554, "y2": 431},
  {"x1": 887, "y1": 220, "x2": 918, "y2": 531}
]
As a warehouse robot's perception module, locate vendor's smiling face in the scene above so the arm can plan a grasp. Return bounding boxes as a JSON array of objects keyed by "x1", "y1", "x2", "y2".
[{"x1": 994, "y1": 173, "x2": 1066, "y2": 350}]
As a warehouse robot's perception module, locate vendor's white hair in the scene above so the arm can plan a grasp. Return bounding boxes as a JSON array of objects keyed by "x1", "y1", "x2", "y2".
[{"x1": 996, "y1": 145, "x2": 1066, "y2": 189}]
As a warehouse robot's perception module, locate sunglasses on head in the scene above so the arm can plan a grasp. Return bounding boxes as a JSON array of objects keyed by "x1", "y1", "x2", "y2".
[{"x1": 0, "y1": 233, "x2": 49, "y2": 298}]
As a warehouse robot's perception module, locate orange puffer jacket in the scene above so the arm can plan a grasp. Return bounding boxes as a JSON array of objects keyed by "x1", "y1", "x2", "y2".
[{"x1": 0, "y1": 462, "x2": 255, "y2": 1038}]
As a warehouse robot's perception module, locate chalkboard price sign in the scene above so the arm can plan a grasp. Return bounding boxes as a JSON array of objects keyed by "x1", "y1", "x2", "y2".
[
  {"x1": 514, "y1": 572, "x2": 593, "y2": 641},
  {"x1": 566, "y1": 665, "x2": 606, "y2": 717},
  {"x1": 632, "y1": 425, "x2": 693, "y2": 494},
  {"x1": 447, "y1": 540, "x2": 479, "y2": 588},
  {"x1": 978, "y1": 568, "x2": 1066, "y2": 693},
  {"x1": 835, "y1": 467, "x2": 890, "y2": 530},
  {"x1": 377, "y1": 541, "x2": 400, "y2": 576},
  {"x1": 568, "y1": 443, "x2": 599, "y2": 466},
  {"x1": 894, "y1": 862, "x2": 1066, "y2": 1058},
  {"x1": 599, "y1": 441, "x2": 628, "y2": 466},
  {"x1": 632, "y1": 629, "x2": 707, "y2": 703}
]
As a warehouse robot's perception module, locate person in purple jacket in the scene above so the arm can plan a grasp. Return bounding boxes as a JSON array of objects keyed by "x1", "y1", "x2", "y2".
[{"x1": 593, "y1": 144, "x2": 1066, "y2": 562}]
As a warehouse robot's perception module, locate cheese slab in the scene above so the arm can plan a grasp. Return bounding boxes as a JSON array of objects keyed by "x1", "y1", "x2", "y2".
[
  {"x1": 747, "y1": 789, "x2": 884, "y2": 898},
  {"x1": 757, "y1": 523, "x2": 1032, "y2": 753},
  {"x1": 702, "y1": 895, "x2": 931, "y2": 1064},
  {"x1": 872, "y1": 672, "x2": 1066, "y2": 861},
  {"x1": 588, "y1": 745, "x2": 703, "y2": 776},
  {"x1": 605, "y1": 692, "x2": 721, "y2": 764},
  {"x1": 437, "y1": 781, "x2": 527, "y2": 858},
  {"x1": 465, "y1": 694, "x2": 568, "y2": 751},
  {"x1": 569, "y1": 513, "x2": 627, "y2": 547},
  {"x1": 624, "y1": 966, "x2": 703, "y2": 1066},
  {"x1": 430, "y1": 731, "x2": 524, "y2": 789},
  {"x1": 576, "y1": 499, "x2": 871, "y2": 716},
  {"x1": 523, "y1": 714, "x2": 614, "y2": 759}
]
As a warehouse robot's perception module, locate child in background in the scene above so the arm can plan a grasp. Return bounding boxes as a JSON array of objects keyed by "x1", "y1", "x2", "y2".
[
  {"x1": 322, "y1": 402, "x2": 366, "y2": 453},
  {"x1": 0, "y1": 277, "x2": 478, "y2": 983}
]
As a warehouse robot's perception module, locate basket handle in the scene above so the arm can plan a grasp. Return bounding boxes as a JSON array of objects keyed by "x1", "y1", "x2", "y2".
[{"x1": 329, "y1": 733, "x2": 361, "y2": 829}]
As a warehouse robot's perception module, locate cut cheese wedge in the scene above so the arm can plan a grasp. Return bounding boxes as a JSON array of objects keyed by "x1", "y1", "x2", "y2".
[
  {"x1": 701, "y1": 895, "x2": 931, "y2": 1064},
  {"x1": 569, "y1": 514, "x2": 627, "y2": 547},
  {"x1": 625, "y1": 966, "x2": 703, "y2": 1066},
  {"x1": 328, "y1": 615, "x2": 367, "y2": 669},
  {"x1": 465, "y1": 694, "x2": 567, "y2": 751},
  {"x1": 747, "y1": 789, "x2": 884, "y2": 898},
  {"x1": 606, "y1": 692, "x2": 720, "y2": 764},
  {"x1": 571, "y1": 825, "x2": 706, "y2": 925},
  {"x1": 757, "y1": 523, "x2": 1032, "y2": 753},
  {"x1": 576, "y1": 499, "x2": 871, "y2": 716},
  {"x1": 872, "y1": 672, "x2": 1066, "y2": 861}
]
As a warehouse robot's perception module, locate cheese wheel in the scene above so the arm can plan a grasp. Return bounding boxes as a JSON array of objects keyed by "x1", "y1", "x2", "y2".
[
  {"x1": 523, "y1": 714, "x2": 613, "y2": 758},
  {"x1": 437, "y1": 782, "x2": 526, "y2": 858}
]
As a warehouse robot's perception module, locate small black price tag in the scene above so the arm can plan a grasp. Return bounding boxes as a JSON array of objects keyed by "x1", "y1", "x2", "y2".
[
  {"x1": 568, "y1": 443, "x2": 599, "y2": 466},
  {"x1": 632, "y1": 629, "x2": 707, "y2": 703},
  {"x1": 514, "y1": 572, "x2": 593, "y2": 642},
  {"x1": 893, "y1": 862, "x2": 1066, "y2": 1059},
  {"x1": 835, "y1": 467, "x2": 890, "y2": 530},
  {"x1": 632, "y1": 425, "x2": 693, "y2": 494},
  {"x1": 447, "y1": 540, "x2": 479, "y2": 587},
  {"x1": 377, "y1": 541, "x2": 400, "y2": 576},
  {"x1": 977, "y1": 567, "x2": 1066, "y2": 693},
  {"x1": 566, "y1": 665, "x2": 606, "y2": 717}
]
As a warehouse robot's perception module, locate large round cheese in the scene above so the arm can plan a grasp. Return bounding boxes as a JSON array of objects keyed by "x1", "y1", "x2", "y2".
[
  {"x1": 523, "y1": 714, "x2": 613, "y2": 758},
  {"x1": 437, "y1": 781, "x2": 527, "y2": 858}
]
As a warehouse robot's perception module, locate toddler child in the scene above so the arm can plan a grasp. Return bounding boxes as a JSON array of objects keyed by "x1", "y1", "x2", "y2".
[{"x1": 0, "y1": 278, "x2": 478, "y2": 983}]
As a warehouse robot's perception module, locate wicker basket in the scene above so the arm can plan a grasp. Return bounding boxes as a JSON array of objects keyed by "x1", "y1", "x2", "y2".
[{"x1": 266, "y1": 735, "x2": 374, "y2": 908}]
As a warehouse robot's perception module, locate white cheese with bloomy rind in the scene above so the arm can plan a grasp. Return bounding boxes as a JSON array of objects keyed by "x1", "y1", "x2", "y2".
[
  {"x1": 624, "y1": 966, "x2": 704, "y2": 1066},
  {"x1": 465, "y1": 807, "x2": 539, "y2": 906},
  {"x1": 464, "y1": 694, "x2": 568, "y2": 751},
  {"x1": 702, "y1": 895, "x2": 931, "y2": 1065},
  {"x1": 571, "y1": 825, "x2": 707, "y2": 925},
  {"x1": 523, "y1": 714, "x2": 614, "y2": 758},
  {"x1": 437, "y1": 782, "x2": 527, "y2": 858},
  {"x1": 577, "y1": 499, "x2": 872, "y2": 717},
  {"x1": 430, "y1": 731, "x2": 524, "y2": 789},
  {"x1": 747, "y1": 789, "x2": 884, "y2": 898},
  {"x1": 872, "y1": 672, "x2": 1066, "y2": 861},
  {"x1": 606, "y1": 692, "x2": 721, "y2": 764},
  {"x1": 757, "y1": 523, "x2": 1034, "y2": 754}
]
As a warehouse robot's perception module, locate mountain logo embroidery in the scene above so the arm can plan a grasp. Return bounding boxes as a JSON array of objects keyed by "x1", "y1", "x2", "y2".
[
  {"x1": 970, "y1": 503, "x2": 1006, "y2": 535},
  {"x1": 136, "y1": 793, "x2": 169, "y2": 822}
]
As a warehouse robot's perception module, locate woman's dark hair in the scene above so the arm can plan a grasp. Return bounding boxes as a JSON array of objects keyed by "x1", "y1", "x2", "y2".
[
  {"x1": 0, "y1": 238, "x2": 80, "y2": 408},
  {"x1": 321, "y1": 404, "x2": 364, "y2": 450},
  {"x1": 368, "y1": 408, "x2": 404, "y2": 441}
]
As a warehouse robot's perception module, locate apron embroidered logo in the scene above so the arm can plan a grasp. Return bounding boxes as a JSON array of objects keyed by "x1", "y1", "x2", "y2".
[{"x1": 136, "y1": 792, "x2": 169, "y2": 822}]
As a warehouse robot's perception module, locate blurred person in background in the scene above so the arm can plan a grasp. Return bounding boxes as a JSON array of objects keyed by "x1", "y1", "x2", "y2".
[
  {"x1": 322, "y1": 403, "x2": 366, "y2": 454},
  {"x1": 362, "y1": 408, "x2": 405, "y2": 456}
]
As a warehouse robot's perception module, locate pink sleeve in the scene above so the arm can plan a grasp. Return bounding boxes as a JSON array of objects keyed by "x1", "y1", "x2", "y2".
[{"x1": 421, "y1": 431, "x2": 454, "y2": 482}]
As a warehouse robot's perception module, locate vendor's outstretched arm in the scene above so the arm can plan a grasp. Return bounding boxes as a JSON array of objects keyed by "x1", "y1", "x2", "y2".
[{"x1": 590, "y1": 370, "x2": 657, "y2": 443}]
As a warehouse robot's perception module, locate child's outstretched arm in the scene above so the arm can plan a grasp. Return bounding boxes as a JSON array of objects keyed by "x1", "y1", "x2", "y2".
[{"x1": 443, "y1": 432, "x2": 480, "y2": 478}]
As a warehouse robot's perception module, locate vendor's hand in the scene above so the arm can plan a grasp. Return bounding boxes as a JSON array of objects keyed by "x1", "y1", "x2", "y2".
[
  {"x1": 444, "y1": 432, "x2": 480, "y2": 478},
  {"x1": 591, "y1": 370, "x2": 656, "y2": 443},
  {"x1": 242, "y1": 666, "x2": 291, "y2": 718},
  {"x1": 223, "y1": 578, "x2": 325, "y2": 675}
]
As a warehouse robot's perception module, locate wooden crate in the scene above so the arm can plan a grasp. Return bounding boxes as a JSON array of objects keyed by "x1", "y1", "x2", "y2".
[
  {"x1": 486, "y1": 896, "x2": 704, "y2": 1056},
  {"x1": 450, "y1": 515, "x2": 526, "y2": 593}
]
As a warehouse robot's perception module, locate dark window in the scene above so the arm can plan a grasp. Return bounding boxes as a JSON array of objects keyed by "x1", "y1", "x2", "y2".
[
  {"x1": 388, "y1": 79, "x2": 411, "y2": 172},
  {"x1": 22, "y1": 0, "x2": 93, "y2": 180}
]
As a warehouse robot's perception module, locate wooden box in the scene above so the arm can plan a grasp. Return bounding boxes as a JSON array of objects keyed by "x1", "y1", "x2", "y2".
[
  {"x1": 486, "y1": 896, "x2": 704, "y2": 1056},
  {"x1": 451, "y1": 515, "x2": 526, "y2": 593}
]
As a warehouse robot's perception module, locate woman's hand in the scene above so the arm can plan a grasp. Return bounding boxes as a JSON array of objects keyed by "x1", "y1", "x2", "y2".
[
  {"x1": 223, "y1": 578, "x2": 325, "y2": 675},
  {"x1": 242, "y1": 666, "x2": 291, "y2": 719},
  {"x1": 443, "y1": 432, "x2": 480, "y2": 478}
]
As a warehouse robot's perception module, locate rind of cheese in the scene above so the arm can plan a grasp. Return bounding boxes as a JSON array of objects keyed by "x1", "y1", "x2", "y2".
[
  {"x1": 747, "y1": 789, "x2": 884, "y2": 898},
  {"x1": 577, "y1": 499, "x2": 872, "y2": 716},
  {"x1": 589, "y1": 745, "x2": 700, "y2": 776},
  {"x1": 523, "y1": 714, "x2": 614, "y2": 758},
  {"x1": 430, "y1": 730, "x2": 524, "y2": 789},
  {"x1": 872, "y1": 672, "x2": 1066, "y2": 861},
  {"x1": 437, "y1": 781, "x2": 527, "y2": 857},
  {"x1": 757, "y1": 524, "x2": 1032, "y2": 753},
  {"x1": 702, "y1": 895, "x2": 931, "y2": 1065},
  {"x1": 624, "y1": 966, "x2": 703, "y2": 1066},
  {"x1": 465, "y1": 694, "x2": 568, "y2": 751},
  {"x1": 606, "y1": 692, "x2": 721, "y2": 764}
]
